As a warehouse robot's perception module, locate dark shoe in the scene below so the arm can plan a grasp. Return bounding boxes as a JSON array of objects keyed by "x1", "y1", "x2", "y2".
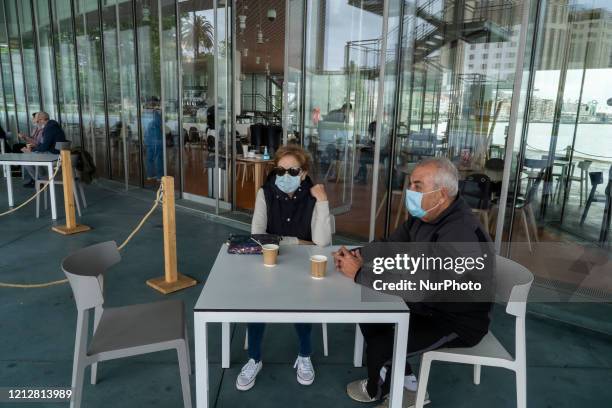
[{"x1": 23, "y1": 181, "x2": 34, "y2": 188}]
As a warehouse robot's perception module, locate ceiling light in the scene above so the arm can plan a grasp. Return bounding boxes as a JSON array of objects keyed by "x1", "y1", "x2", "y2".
[{"x1": 267, "y1": 8, "x2": 276, "y2": 22}]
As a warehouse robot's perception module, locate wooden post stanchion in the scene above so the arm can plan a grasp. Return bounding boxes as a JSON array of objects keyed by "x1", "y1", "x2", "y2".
[
  {"x1": 146, "y1": 176, "x2": 197, "y2": 294},
  {"x1": 52, "y1": 149, "x2": 91, "y2": 235}
]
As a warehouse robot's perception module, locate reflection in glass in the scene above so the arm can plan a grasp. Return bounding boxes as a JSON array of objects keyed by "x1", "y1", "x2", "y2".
[
  {"x1": 0, "y1": 2, "x2": 16, "y2": 136},
  {"x1": 75, "y1": 0, "x2": 108, "y2": 177},
  {"x1": 179, "y1": 0, "x2": 215, "y2": 198},
  {"x1": 161, "y1": 0, "x2": 180, "y2": 192},
  {"x1": 34, "y1": 0, "x2": 57, "y2": 120},
  {"x1": 516, "y1": 0, "x2": 612, "y2": 256},
  {"x1": 53, "y1": 0, "x2": 81, "y2": 144},
  {"x1": 285, "y1": 0, "x2": 304, "y2": 143},
  {"x1": 392, "y1": 0, "x2": 523, "y2": 238},
  {"x1": 135, "y1": 0, "x2": 163, "y2": 188},
  {"x1": 102, "y1": 0, "x2": 141, "y2": 186},
  {"x1": 17, "y1": 1, "x2": 40, "y2": 127},
  {"x1": 303, "y1": 0, "x2": 390, "y2": 240},
  {"x1": 6, "y1": 0, "x2": 28, "y2": 135},
  {"x1": 214, "y1": 0, "x2": 231, "y2": 211}
]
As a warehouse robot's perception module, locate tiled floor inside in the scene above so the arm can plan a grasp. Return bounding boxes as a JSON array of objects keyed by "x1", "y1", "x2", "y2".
[{"x1": 1, "y1": 181, "x2": 611, "y2": 407}]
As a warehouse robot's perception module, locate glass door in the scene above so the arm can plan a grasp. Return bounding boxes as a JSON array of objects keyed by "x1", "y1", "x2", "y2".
[
  {"x1": 213, "y1": 0, "x2": 232, "y2": 214},
  {"x1": 178, "y1": 0, "x2": 231, "y2": 211},
  {"x1": 390, "y1": 0, "x2": 526, "y2": 238},
  {"x1": 75, "y1": 0, "x2": 109, "y2": 178},
  {"x1": 101, "y1": 0, "x2": 141, "y2": 188},
  {"x1": 302, "y1": 0, "x2": 391, "y2": 240}
]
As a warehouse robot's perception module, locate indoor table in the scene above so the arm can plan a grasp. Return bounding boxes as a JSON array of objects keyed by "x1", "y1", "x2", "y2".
[
  {"x1": 0, "y1": 153, "x2": 59, "y2": 220},
  {"x1": 236, "y1": 154, "x2": 274, "y2": 196}
]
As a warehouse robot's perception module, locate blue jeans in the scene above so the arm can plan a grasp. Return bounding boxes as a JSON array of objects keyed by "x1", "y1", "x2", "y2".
[
  {"x1": 247, "y1": 323, "x2": 312, "y2": 362},
  {"x1": 145, "y1": 144, "x2": 163, "y2": 179}
]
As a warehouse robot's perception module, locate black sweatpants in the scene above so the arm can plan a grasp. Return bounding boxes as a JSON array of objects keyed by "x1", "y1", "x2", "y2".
[{"x1": 360, "y1": 313, "x2": 467, "y2": 399}]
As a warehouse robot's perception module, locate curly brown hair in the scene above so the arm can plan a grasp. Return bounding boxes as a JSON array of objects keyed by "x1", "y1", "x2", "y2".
[{"x1": 273, "y1": 145, "x2": 312, "y2": 173}]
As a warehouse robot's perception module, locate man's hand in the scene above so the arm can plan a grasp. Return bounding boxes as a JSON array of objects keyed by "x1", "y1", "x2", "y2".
[
  {"x1": 21, "y1": 146, "x2": 32, "y2": 153},
  {"x1": 310, "y1": 184, "x2": 328, "y2": 202},
  {"x1": 332, "y1": 246, "x2": 363, "y2": 279}
]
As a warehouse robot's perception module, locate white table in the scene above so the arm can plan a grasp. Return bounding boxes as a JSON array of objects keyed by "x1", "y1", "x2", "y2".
[
  {"x1": 194, "y1": 245, "x2": 410, "y2": 408},
  {"x1": 0, "y1": 153, "x2": 59, "y2": 220}
]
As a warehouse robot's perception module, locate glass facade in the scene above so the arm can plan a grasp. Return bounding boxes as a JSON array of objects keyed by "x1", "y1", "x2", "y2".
[{"x1": 0, "y1": 0, "x2": 610, "y2": 299}]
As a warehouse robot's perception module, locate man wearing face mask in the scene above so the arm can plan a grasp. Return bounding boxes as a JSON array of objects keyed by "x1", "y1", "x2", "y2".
[
  {"x1": 237, "y1": 145, "x2": 332, "y2": 392},
  {"x1": 336, "y1": 157, "x2": 493, "y2": 407},
  {"x1": 18, "y1": 112, "x2": 43, "y2": 147}
]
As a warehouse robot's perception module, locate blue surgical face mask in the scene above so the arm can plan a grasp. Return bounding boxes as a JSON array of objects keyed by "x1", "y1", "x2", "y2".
[
  {"x1": 275, "y1": 174, "x2": 301, "y2": 194},
  {"x1": 405, "y1": 189, "x2": 441, "y2": 219}
]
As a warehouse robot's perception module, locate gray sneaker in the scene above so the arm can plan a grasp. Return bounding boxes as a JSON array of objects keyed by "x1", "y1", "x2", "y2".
[
  {"x1": 235, "y1": 359, "x2": 262, "y2": 391},
  {"x1": 375, "y1": 389, "x2": 431, "y2": 408},
  {"x1": 346, "y1": 379, "x2": 378, "y2": 403}
]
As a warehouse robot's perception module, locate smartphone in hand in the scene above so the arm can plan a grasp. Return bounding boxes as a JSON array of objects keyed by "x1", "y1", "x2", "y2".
[{"x1": 349, "y1": 247, "x2": 362, "y2": 257}]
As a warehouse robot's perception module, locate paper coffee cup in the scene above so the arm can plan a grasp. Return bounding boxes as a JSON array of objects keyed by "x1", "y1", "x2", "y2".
[
  {"x1": 310, "y1": 255, "x2": 327, "y2": 279},
  {"x1": 262, "y1": 244, "x2": 279, "y2": 267}
]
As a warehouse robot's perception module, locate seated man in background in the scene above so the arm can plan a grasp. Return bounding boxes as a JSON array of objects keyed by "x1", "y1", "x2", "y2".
[
  {"x1": 21, "y1": 112, "x2": 67, "y2": 187},
  {"x1": 18, "y1": 112, "x2": 43, "y2": 148},
  {"x1": 335, "y1": 157, "x2": 493, "y2": 407}
]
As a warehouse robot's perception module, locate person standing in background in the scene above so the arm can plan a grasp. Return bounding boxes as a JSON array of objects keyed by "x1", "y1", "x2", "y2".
[{"x1": 143, "y1": 97, "x2": 164, "y2": 182}]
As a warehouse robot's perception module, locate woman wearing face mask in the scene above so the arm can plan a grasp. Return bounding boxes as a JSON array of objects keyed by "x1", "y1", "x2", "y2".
[{"x1": 236, "y1": 145, "x2": 331, "y2": 392}]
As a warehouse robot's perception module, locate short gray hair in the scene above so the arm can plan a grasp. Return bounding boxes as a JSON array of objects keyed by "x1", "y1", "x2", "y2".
[
  {"x1": 38, "y1": 111, "x2": 50, "y2": 121},
  {"x1": 416, "y1": 157, "x2": 459, "y2": 197}
]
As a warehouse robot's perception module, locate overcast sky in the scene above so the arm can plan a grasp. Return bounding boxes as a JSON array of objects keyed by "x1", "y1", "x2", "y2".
[{"x1": 533, "y1": 69, "x2": 612, "y2": 113}]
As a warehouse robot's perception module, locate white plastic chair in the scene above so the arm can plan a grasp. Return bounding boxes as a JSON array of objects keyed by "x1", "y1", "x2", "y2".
[
  {"x1": 414, "y1": 255, "x2": 534, "y2": 408},
  {"x1": 62, "y1": 241, "x2": 192, "y2": 408}
]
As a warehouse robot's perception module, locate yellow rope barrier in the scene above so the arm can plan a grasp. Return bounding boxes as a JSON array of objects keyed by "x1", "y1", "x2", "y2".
[
  {"x1": 0, "y1": 159, "x2": 62, "y2": 217},
  {"x1": 117, "y1": 184, "x2": 164, "y2": 251},
  {"x1": 0, "y1": 184, "x2": 164, "y2": 289},
  {"x1": 0, "y1": 279, "x2": 70, "y2": 289}
]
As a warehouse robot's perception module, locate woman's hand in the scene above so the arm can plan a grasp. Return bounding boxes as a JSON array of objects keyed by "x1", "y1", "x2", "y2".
[{"x1": 310, "y1": 184, "x2": 328, "y2": 202}]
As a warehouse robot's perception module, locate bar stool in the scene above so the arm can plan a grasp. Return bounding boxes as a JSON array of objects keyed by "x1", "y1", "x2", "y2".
[
  {"x1": 564, "y1": 160, "x2": 592, "y2": 206},
  {"x1": 522, "y1": 158, "x2": 547, "y2": 194},
  {"x1": 580, "y1": 171, "x2": 603, "y2": 225},
  {"x1": 579, "y1": 165, "x2": 611, "y2": 246}
]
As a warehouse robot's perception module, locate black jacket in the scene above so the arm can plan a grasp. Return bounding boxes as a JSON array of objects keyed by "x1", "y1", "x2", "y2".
[
  {"x1": 355, "y1": 195, "x2": 494, "y2": 346},
  {"x1": 34, "y1": 120, "x2": 66, "y2": 154}
]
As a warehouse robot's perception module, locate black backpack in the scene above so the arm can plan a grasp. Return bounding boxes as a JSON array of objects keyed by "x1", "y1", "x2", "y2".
[{"x1": 72, "y1": 147, "x2": 97, "y2": 184}]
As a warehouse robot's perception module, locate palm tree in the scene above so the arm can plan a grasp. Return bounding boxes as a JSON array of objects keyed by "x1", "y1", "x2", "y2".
[{"x1": 181, "y1": 13, "x2": 214, "y2": 60}]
